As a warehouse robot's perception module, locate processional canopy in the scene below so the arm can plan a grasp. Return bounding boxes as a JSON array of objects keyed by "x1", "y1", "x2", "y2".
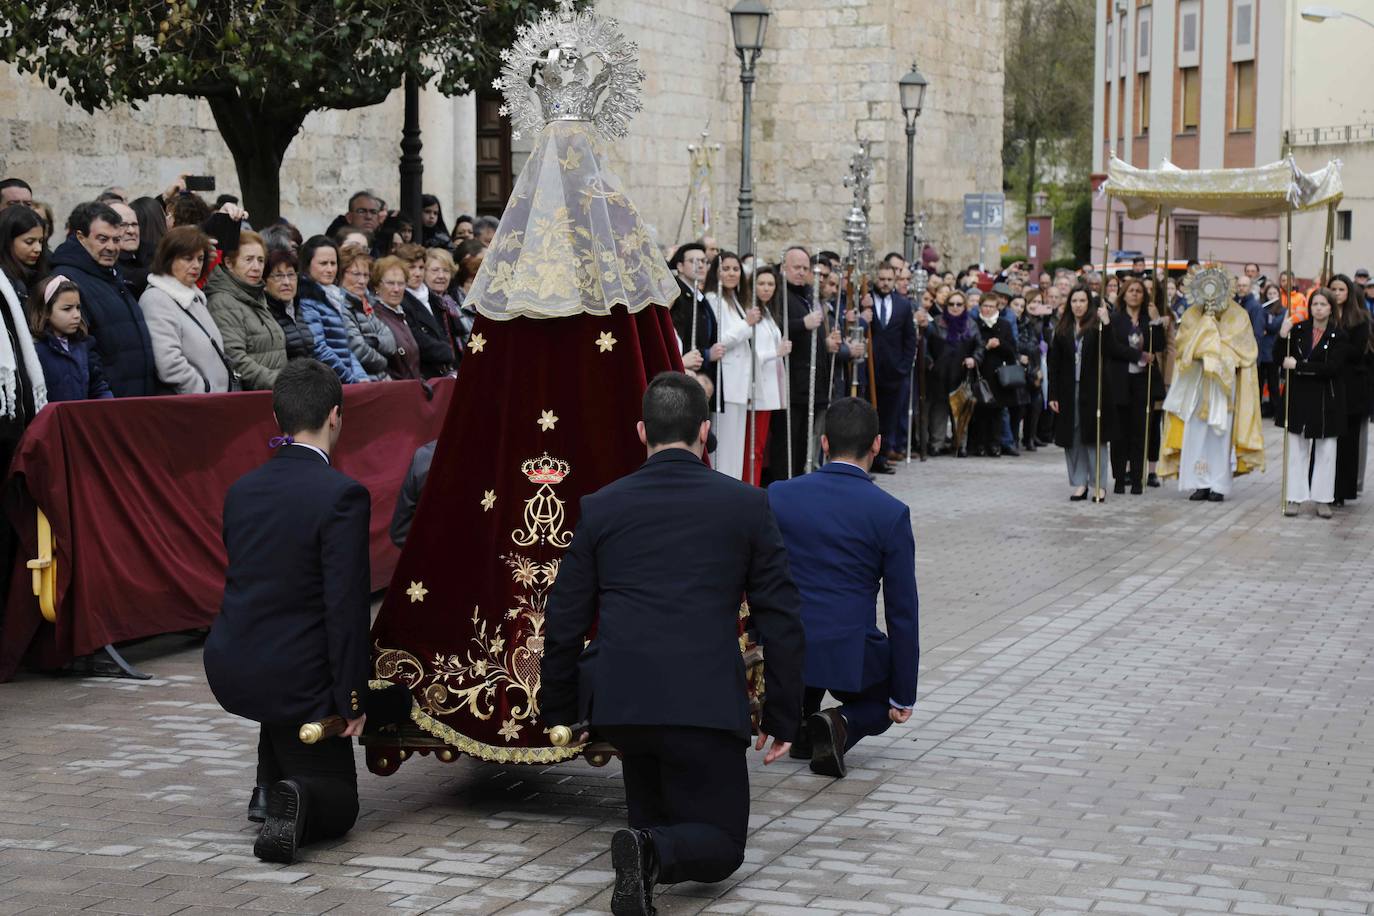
[{"x1": 1103, "y1": 156, "x2": 1344, "y2": 220}]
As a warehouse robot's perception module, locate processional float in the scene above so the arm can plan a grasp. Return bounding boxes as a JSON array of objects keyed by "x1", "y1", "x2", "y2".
[
  {"x1": 1097, "y1": 156, "x2": 1343, "y2": 510},
  {"x1": 327, "y1": 1, "x2": 765, "y2": 774}
]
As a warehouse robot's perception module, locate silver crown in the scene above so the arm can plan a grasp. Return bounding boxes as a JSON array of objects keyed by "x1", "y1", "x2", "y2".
[{"x1": 492, "y1": 0, "x2": 645, "y2": 140}]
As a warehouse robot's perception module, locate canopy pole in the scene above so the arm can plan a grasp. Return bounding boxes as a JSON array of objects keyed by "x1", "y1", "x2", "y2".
[
  {"x1": 1096, "y1": 191, "x2": 1111, "y2": 503},
  {"x1": 1281, "y1": 209, "x2": 1293, "y2": 513},
  {"x1": 1144, "y1": 206, "x2": 1163, "y2": 486}
]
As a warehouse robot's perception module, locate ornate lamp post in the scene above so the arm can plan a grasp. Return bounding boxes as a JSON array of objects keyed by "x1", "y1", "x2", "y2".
[
  {"x1": 899, "y1": 61, "x2": 929, "y2": 265},
  {"x1": 730, "y1": 0, "x2": 770, "y2": 253},
  {"x1": 399, "y1": 73, "x2": 424, "y2": 230}
]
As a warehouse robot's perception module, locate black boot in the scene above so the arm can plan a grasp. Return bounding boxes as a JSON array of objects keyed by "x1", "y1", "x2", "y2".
[
  {"x1": 248, "y1": 785, "x2": 269, "y2": 823},
  {"x1": 611, "y1": 828, "x2": 659, "y2": 916},
  {"x1": 1188, "y1": 488, "x2": 1211, "y2": 501},
  {"x1": 807, "y1": 709, "x2": 849, "y2": 779}
]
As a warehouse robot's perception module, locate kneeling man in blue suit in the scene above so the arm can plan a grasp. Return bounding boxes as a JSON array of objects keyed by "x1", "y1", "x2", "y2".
[{"x1": 767, "y1": 397, "x2": 920, "y2": 777}]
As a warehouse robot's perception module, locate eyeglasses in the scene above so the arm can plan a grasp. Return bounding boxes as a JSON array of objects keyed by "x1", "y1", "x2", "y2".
[
  {"x1": 267, "y1": 271, "x2": 297, "y2": 282},
  {"x1": 344, "y1": 268, "x2": 370, "y2": 279},
  {"x1": 352, "y1": 206, "x2": 380, "y2": 217},
  {"x1": 379, "y1": 279, "x2": 407, "y2": 288}
]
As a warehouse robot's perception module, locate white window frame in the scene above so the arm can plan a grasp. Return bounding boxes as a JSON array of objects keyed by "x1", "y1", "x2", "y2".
[
  {"x1": 1107, "y1": 20, "x2": 1115, "y2": 79},
  {"x1": 1137, "y1": 5, "x2": 1152, "y2": 72},
  {"x1": 1232, "y1": 0, "x2": 1255, "y2": 62},
  {"x1": 1179, "y1": 0, "x2": 1201, "y2": 68}
]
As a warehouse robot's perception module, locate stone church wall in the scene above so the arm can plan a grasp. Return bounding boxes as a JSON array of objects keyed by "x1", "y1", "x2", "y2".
[{"x1": 0, "y1": 0, "x2": 1003, "y2": 267}]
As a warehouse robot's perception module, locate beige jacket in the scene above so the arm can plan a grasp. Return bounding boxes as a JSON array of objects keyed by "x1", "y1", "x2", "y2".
[{"x1": 140, "y1": 274, "x2": 232, "y2": 394}]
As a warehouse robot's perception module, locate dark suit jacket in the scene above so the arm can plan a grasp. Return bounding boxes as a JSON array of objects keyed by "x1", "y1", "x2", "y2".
[
  {"x1": 401, "y1": 290, "x2": 456, "y2": 378},
  {"x1": 767, "y1": 462, "x2": 919, "y2": 706},
  {"x1": 870, "y1": 291, "x2": 917, "y2": 386},
  {"x1": 389, "y1": 439, "x2": 436, "y2": 548},
  {"x1": 204, "y1": 446, "x2": 372, "y2": 725},
  {"x1": 539, "y1": 449, "x2": 805, "y2": 741},
  {"x1": 671, "y1": 277, "x2": 720, "y2": 388}
]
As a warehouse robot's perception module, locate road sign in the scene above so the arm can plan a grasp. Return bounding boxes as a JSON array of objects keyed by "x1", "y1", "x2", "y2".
[{"x1": 962, "y1": 193, "x2": 1005, "y2": 233}]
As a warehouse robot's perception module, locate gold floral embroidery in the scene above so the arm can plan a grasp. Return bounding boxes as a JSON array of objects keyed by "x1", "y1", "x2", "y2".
[
  {"x1": 468, "y1": 332, "x2": 487, "y2": 354},
  {"x1": 481, "y1": 490, "x2": 497, "y2": 512},
  {"x1": 596, "y1": 331, "x2": 617, "y2": 353},
  {"x1": 405, "y1": 581, "x2": 429, "y2": 603},
  {"x1": 537, "y1": 409, "x2": 559, "y2": 432}
]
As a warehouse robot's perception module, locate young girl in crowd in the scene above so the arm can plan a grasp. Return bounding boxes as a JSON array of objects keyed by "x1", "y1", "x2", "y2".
[{"x1": 29, "y1": 276, "x2": 113, "y2": 402}]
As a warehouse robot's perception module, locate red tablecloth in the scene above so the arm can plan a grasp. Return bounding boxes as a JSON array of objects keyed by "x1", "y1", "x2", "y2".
[{"x1": 1, "y1": 379, "x2": 454, "y2": 681}]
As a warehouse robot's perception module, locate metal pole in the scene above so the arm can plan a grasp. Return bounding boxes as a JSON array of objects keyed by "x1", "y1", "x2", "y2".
[
  {"x1": 1096, "y1": 191, "x2": 1111, "y2": 501},
  {"x1": 399, "y1": 73, "x2": 425, "y2": 230},
  {"x1": 783, "y1": 275, "x2": 793, "y2": 478},
  {"x1": 1143, "y1": 207, "x2": 1162, "y2": 486},
  {"x1": 806, "y1": 264, "x2": 821, "y2": 473},
  {"x1": 1281, "y1": 210, "x2": 1293, "y2": 511},
  {"x1": 902, "y1": 113, "x2": 917, "y2": 265},
  {"x1": 736, "y1": 51, "x2": 757, "y2": 255}
]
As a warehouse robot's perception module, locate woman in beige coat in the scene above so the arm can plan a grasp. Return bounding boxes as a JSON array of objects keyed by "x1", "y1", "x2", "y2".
[{"x1": 139, "y1": 226, "x2": 233, "y2": 394}]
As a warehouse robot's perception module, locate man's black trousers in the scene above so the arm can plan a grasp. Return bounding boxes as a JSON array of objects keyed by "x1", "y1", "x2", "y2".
[
  {"x1": 256, "y1": 723, "x2": 359, "y2": 846},
  {"x1": 598, "y1": 725, "x2": 749, "y2": 886}
]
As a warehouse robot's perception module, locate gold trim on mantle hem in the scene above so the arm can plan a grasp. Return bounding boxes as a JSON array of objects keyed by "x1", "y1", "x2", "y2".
[{"x1": 368, "y1": 676, "x2": 583, "y2": 765}]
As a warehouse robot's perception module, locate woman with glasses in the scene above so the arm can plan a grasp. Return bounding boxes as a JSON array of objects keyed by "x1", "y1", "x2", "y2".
[
  {"x1": 263, "y1": 252, "x2": 314, "y2": 361},
  {"x1": 336, "y1": 244, "x2": 396, "y2": 380},
  {"x1": 369, "y1": 256, "x2": 422, "y2": 381}
]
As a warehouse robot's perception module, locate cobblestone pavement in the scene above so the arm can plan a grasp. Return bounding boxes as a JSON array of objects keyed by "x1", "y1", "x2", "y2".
[{"x1": 2, "y1": 425, "x2": 1372, "y2": 915}]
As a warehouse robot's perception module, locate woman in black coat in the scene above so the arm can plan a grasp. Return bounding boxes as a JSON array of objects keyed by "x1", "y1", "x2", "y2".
[
  {"x1": 1106, "y1": 277, "x2": 1165, "y2": 494},
  {"x1": 924, "y1": 291, "x2": 985, "y2": 457},
  {"x1": 1329, "y1": 274, "x2": 1370, "y2": 505},
  {"x1": 970, "y1": 296, "x2": 1017, "y2": 456},
  {"x1": 1048, "y1": 286, "x2": 1117, "y2": 502},
  {"x1": 1278, "y1": 288, "x2": 1345, "y2": 518}
]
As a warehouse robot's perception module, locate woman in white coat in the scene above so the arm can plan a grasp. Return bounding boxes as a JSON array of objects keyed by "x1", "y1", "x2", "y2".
[
  {"x1": 140, "y1": 226, "x2": 233, "y2": 393},
  {"x1": 747, "y1": 266, "x2": 791, "y2": 486},
  {"x1": 705, "y1": 252, "x2": 762, "y2": 480}
]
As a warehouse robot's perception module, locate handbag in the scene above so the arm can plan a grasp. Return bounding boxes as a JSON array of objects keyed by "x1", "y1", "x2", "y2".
[
  {"x1": 995, "y1": 362, "x2": 1027, "y2": 390},
  {"x1": 970, "y1": 369, "x2": 996, "y2": 405}
]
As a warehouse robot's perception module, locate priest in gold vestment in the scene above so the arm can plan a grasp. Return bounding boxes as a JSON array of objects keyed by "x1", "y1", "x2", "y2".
[{"x1": 1158, "y1": 281, "x2": 1266, "y2": 501}]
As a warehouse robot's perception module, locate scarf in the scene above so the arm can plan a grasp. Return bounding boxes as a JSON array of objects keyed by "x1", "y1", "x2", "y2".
[
  {"x1": 0, "y1": 269, "x2": 48, "y2": 420},
  {"x1": 944, "y1": 309, "x2": 973, "y2": 343},
  {"x1": 146, "y1": 272, "x2": 207, "y2": 313}
]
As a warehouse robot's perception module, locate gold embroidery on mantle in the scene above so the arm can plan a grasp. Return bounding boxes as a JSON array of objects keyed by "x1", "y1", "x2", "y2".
[
  {"x1": 373, "y1": 551, "x2": 569, "y2": 760},
  {"x1": 512, "y1": 454, "x2": 572, "y2": 548}
]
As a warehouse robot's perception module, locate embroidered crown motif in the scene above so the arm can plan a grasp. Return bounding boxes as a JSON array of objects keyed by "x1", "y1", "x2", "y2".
[{"x1": 521, "y1": 453, "x2": 571, "y2": 485}]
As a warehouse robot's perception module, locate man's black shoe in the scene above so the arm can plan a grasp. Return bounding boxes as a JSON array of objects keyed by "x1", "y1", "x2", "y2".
[
  {"x1": 1206, "y1": 491, "x2": 1225, "y2": 502},
  {"x1": 610, "y1": 828, "x2": 658, "y2": 916},
  {"x1": 247, "y1": 785, "x2": 269, "y2": 823},
  {"x1": 1003, "y1": 445, "x2": 1020, "y2": 457},
  {"x1": 808, "y1": 709, "x2": 848, "y2": 779},
  {"x1": 874, "y1": 464, "x2": 897, "y2": 474},
  {"x1": 1147, "y1": 473, "x2": 1161, "y2": 488},
  {"x1": 1114, "y1": 480, "x2": 1127, "y2": 494},
  {"x1": 1189, "y1": 488, "x2": 1212, "y2": 501},
  {"x1": 253, "y1": 780, "x2": 306, "y2": 864}
]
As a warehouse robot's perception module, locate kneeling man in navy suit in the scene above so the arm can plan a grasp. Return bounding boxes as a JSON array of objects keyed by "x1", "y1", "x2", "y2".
[{"x1": 767, "y1": 397, "x2": 920, "y2": 777}]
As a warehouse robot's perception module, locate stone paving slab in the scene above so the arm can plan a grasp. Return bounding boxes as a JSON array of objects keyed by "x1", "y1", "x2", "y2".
[{"x1": 1, "y1": 426, "x2": 1372, "y2": 914}]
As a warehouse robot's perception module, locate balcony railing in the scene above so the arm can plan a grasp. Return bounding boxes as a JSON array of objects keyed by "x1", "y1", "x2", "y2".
[{"x1": 1287, "y1": 124, "x2": 1374, "y2": 147}]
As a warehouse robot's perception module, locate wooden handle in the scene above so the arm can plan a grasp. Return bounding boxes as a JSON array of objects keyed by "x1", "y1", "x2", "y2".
[{"x1": 299, "y1": 715, "x2": 347, "y2": 744}]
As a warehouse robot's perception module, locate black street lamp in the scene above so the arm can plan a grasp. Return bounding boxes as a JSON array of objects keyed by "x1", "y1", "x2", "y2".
[
  {"x1": 730, "y1": 0, "x2": 769, "y2": 253},
  {"x1": 899, "y1": 61, "x2": 929, "y2": 265},
  {"x1": 399, "y1": 73, "x2": 425, "y2": 231}
]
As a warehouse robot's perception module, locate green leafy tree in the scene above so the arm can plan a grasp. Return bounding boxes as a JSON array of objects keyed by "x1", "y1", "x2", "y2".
[
  {"x1": 0, "y1": 0, "x2": 564, "y2": 224},
  {"x1": 1003, "y1": 0, "x2": 1094, "y2": 218}
]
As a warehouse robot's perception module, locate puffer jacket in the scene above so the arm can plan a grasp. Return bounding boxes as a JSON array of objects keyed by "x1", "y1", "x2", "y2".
[
  {"x1": 340, "y1": 287, "x2": 395, "y2": 381},
  {"x1": 297, "y1": 278, "x2": 366, "y2": 383},
  {"x1": 205, "y1": 264, "x2": 288, "y2": 391},
  {"x1": 267, "y1": 293, "x2": 316, "y2": 362}
]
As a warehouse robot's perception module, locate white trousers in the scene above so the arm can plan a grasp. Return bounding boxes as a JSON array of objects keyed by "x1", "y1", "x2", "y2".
[
  {"x1": 1286, "y1": 433, "x2": 1337, "y2": 504},
  {"x1": 714, "y1": 404, "x2": 748, "y2": 480},
  {"x1": 1178, "y1": 414, "x2": 1236, "y2": 495}
]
